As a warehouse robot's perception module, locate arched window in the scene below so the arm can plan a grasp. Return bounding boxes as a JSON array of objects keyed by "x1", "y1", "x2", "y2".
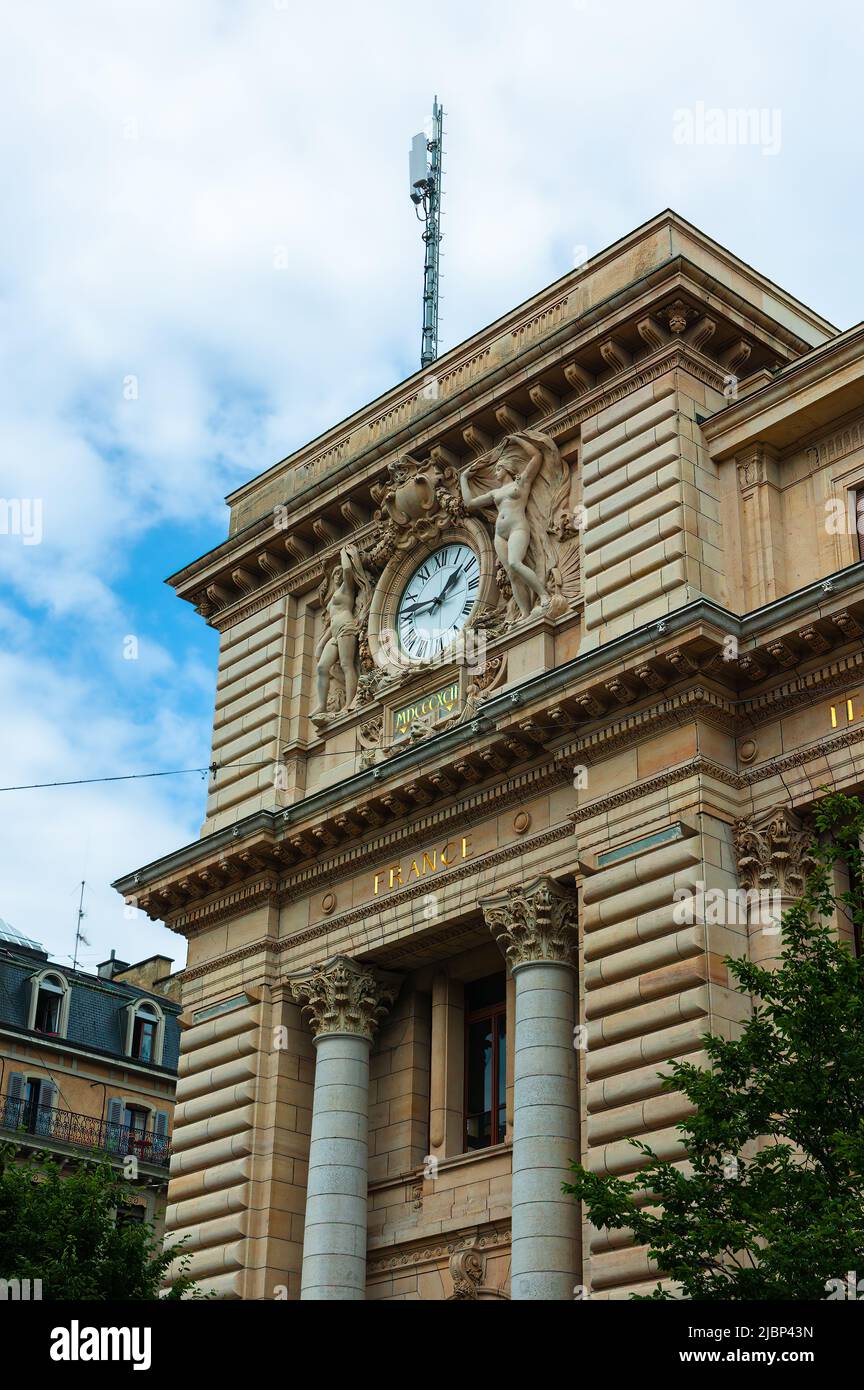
[
  {"x1": 124, "y1": 999, "x2": 165, "y2": 1066},
  {"x1": 27, "y1": 971, "x2": 70, "y2": 1037}
]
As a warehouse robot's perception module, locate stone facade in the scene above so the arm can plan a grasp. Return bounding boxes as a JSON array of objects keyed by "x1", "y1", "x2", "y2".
[{"x1": 114, "y1": 210, "x2": 864, "y2": 1299}]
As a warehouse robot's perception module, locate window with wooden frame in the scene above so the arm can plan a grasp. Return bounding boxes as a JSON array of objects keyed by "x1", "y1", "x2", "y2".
[
  {"x1": 27, "y1": 970, "x2": 70, "y2": 1037},
  {"x1": 464, "y1": 972, "x2": 507, "y2": 1151},
  {"x1": 34, "y1": 975, "x2": 64, "y2": 1034},
  {"x1": 127, "y1": 1000, "x2": 164, "y2": 1064},
  {"x1": 132, "y1": 1007, "x2": 157, "y2": 1062}
]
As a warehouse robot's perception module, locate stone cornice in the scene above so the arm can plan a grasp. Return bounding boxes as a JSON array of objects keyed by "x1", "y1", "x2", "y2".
[
  {"x1": 200, "y1": 213, "x2": 832, "y2": 535},
  {"x1": 115, "y1": 582, "x2": 864, "y2": 929},
  {"x1": 567, "y1": 756, "x2": 741, "y2": 823},
  {"x1": 566, "y1": 686, "x2": 739, "y2": 763},
  {"x1": 276, "y1": 762, "x2": 570, "y2": 903},
  {"x1": 183, "y1": 341, "x2": 726, "y2": 630},
  {"x1": 279, "y1": 824, "x2": 575, "y2": 958},
  {"x1": 568, "y1": 723, "x2": 864, "y2": 826},
  {"x1": 174, "y1": 824, "x2": 574, "y2": 981},
  {"x1": 219, "y1": 214, "x2": 814, "y2": 508},
  {"x1": 120, "y1": 581, "x2": 855, "y2": 884},
  {"x1": 173, "y1": 723, "x2": 864, "y2": 984},
  {"x1": 175, "y1": 281, "x2": 816, "y2": 627},
  {"x1": 366, "y1": 1220, "x2": 511, "y2": 1273},
  {"x1": 702, "y1": 321, "x2": 864, "y2": 462}
]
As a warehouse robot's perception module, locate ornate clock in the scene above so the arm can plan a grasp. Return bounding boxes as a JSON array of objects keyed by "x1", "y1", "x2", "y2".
[{"x1": 396, "y1": 542, "x2": 480, "y2": 659}]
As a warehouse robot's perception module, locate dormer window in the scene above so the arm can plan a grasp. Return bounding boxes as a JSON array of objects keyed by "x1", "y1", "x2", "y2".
[
  {"x1": 27, "y1": 971, "x2": 70, "y2": 1037},
  {"x1": 125, "y1": 1000, "x2": 165, "y2": 1066},
  {"x1": 132, "y1": 1005, "x2": 157, "y2": 1061}
]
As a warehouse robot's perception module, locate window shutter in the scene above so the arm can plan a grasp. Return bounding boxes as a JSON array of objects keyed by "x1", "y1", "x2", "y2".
[
  {"x1": 106, "y1": 1096, "x2": 124, "y2": 1153},
  {"x1": 4, "y1": 1072, "x2": 25, "y2": 1128},
  {"x1": 36, "y1": 1081, "x2": 57, "y2": 1136},
  {"x1": 857, "y1": 490, "x2": 864, "y2": 561}
]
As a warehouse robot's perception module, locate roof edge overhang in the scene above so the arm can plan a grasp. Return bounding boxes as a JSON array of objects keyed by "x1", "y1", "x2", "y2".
[{"x1": 702, "y1": 320, "x2": 864, "y2": 458}]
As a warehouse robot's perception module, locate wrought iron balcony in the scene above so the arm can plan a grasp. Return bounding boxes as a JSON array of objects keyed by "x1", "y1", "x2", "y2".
[{"x1": 0, "y1": 1094, "x2": 171, "y2": 1168}]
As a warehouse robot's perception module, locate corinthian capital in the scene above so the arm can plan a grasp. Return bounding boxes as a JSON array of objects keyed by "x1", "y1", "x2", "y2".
[
  {"x1": 289, "y1": 954, "x2": 401, "y2": 1041},
  {"x1": 481, "y1": 875, "x2": 578, "y2": 968},
  {"x1": 734, "y1": 805, "x2": 816, "y2": 898}
]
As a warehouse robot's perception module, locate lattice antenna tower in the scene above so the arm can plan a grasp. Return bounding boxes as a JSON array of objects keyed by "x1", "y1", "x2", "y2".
[{"x1": 409, "y1": 97, "x2": 444, "y2": 369}]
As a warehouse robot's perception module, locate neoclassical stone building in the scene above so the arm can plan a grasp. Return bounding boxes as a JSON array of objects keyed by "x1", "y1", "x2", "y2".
[{"x1": 115, "y1": 210, "x2": 864, "y2": 1300}]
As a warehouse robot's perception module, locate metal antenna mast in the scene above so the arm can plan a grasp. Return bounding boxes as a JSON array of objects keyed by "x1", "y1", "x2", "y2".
[
  {"x1": 71, "y1": 880, "x2": 89, "y2": 970},
  {"x1": 409, "y1": 96, "x2": 444, "y2": 369}
]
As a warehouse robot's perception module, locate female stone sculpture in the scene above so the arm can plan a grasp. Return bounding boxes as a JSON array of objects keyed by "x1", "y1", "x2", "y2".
[
  {"x1": 312, "y1": 545, "x2": 372, "y2": 720},
  {"x1": 459, "y1": 430, "x2": 569, "y2": 619}
]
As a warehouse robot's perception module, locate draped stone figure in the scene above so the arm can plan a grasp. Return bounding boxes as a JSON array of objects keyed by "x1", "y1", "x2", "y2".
[
  {"x1": 312, "y1": 544, "x2": 373, "y2": 722},
  {"x1": 459, "y1": 430, "x2": 570, "y2": 620}
]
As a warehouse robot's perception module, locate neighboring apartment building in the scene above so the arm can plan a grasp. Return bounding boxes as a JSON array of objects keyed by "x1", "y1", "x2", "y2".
[
  {"x1": 0, "y1": 921, "x2": 181, "y2": 1231},
  {"x1": 113, "y1": 210, "x2": 864, "y2": 1299}
]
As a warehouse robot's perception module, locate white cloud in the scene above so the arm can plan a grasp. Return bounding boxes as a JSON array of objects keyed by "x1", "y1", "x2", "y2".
[
  {"x1": 1, "y1": 0, "x2": 862, "y2": 973},
  {"x1": 0, "y1": 643, "x2": 209, "y2": 969}
]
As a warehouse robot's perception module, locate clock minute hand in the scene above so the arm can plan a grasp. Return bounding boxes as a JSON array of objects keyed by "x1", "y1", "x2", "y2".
[{"x1": 431, "y1": 569, "x2": 461, "y2": 610}]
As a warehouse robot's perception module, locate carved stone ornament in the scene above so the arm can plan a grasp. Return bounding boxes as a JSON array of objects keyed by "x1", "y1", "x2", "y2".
[
  {"x1": 357, "y1": 714, "x2": 383, "y2": 768},
  {"x1": 734, "y1": 804, "x2": 817, "y2": 898},
  {"x1": 736, "y1": 444, "x2": 778, "y2": 495},
  {"x1": 449, "y1": 1244, "x2": 485, "y2": 1300},
  {"x1": 658, "y1": 298, "x2": 699, "y2": 335},
  {"x1": 481, "y1": 874, "x2": 579, "y2": 968},
  {"x1": 288, "y1": 954, "x2": 402, "y2": 1041},
  {"x1": 367, "y1": 455, "x2": 466, "y2": 568}
]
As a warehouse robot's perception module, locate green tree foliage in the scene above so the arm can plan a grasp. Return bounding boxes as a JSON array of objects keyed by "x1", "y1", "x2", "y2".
[
  {"x1": 564, "y1": 791, "x2": 864, "y2": 1299},
  {"x1": 0, "y1": 1146, "x2": 203, "y2": 1300}
]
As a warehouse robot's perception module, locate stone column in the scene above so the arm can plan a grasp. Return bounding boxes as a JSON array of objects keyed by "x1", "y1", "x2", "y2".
[
  {"x1": 734, "y1": 805, "x2": 816, "y2": 969},
  {"x1": 481, "y1": 876, "x2": 579, "y2": 1301},
  {"x1": 289, "y1": 954, "x2": 400, "y2": 1300}
]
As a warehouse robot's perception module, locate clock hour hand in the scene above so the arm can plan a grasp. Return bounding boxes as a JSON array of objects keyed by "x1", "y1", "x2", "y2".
[{"x1": 401, "y1": 597, "x2": 440, "y2": 617}]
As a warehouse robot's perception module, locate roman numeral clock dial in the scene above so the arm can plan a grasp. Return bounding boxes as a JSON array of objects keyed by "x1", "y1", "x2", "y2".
[{"x1": 397, "y1": 543, "x2": 480, "y2": 660}]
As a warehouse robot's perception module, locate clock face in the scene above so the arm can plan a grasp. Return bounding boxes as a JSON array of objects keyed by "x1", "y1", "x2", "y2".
[{"x1": 397, "y1": 543, "x2": 480, "y2": 659}]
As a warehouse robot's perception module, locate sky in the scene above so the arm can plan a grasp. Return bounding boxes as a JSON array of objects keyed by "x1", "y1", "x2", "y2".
[{"x1": 1, "y1": 0, "x2": 863, "y2": 975}]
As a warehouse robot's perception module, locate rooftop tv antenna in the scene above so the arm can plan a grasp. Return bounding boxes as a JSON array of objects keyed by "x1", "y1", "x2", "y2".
[
  {"x1": 409, "y1": 96, "x2": 444, "y2": 369},
  {"x1": 71, "y1": 880, "x2": 89, "y2": 970}
]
